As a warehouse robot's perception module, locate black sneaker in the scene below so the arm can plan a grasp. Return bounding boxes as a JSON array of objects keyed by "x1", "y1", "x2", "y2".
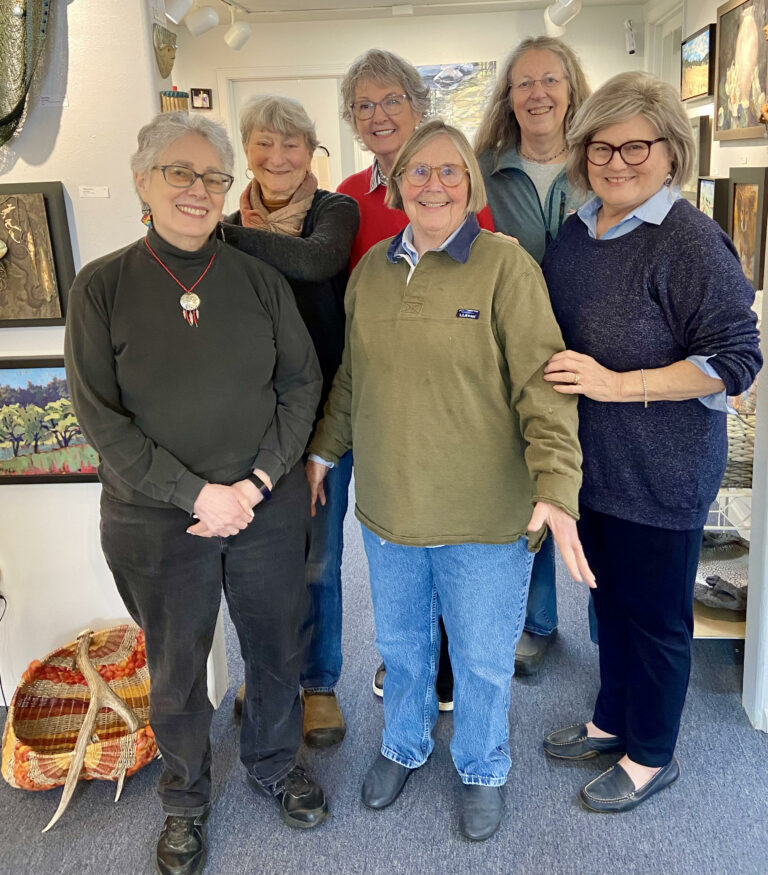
[
  {"x1": 374, "y1": 663, "x2": 454, "y2": 710},
  {"x1": 155, "y1": 814, "x2": 207, "y2": 875},
  {"x1": 251, "y1": 766, "x2": 329, "y2": 829}
]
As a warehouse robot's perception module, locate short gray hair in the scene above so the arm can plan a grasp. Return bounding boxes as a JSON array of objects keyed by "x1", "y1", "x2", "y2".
[
  {"x1": 387, "y1": 119, "x2": 487, "y2": 214},
  {"x1": 239, "y1": 94, "x2": 319, "y2": 151},
  {"x1": 340, "y1": 49, "x2": 429, "y2": 128},
  {"x1": 565, "y1": 71, "x2": 695, "y2": 194},
  {"x1": 475, "y1": 36, "x2": 590, "y2": 156},
  {"x1": 131, "y1": 111, "x2": 234, "y2": 179}
]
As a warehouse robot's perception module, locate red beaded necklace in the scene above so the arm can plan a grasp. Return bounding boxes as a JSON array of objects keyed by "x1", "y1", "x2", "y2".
[{"x1": 144, "y1": 237, "x2": 217, "y2": 327}]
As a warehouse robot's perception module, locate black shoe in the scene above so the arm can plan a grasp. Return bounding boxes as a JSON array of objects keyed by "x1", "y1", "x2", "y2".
[
  {"x1": 437, "y1": 687, "x2": 454, "y2": 712},
  {"x1": 459, "y1": 785, "x2": 504, "y2": 841},
  {"x1": 233, "y1": 682, "x2": 245, "y2": 717},
  {"x1": 361, "y1": 754, "x2": 413, "y2": 809},
  {"x1": 155, "y1": 814, "x2": 207, "y2": 875},
  {"x1": 372, "y1": 663, "x2": 385, "y2": 698},
  {"x1": 543, "y1": 723, "x2": 624, "y2": 760},
  {"x1": 250, "y1": 766, "x2": 329, "y2": 829},
  {"x1": 514, "y1": 630, "x2": 555, "y2": 677},
  {"x1": 579, "y1": 758, "x2": 680, "y2": 812}
]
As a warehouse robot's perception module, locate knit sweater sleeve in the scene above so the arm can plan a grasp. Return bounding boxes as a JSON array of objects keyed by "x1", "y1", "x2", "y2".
[
  {"x1": 222, "y1": 191, "x2": 360, "y2": 283},
  {"x1": 654, "y1": 210, "x2": 762, "y2": 396},
  {"x1": 63, "y1": 255, "x2": 207, "y2": 513},
  {"x1": 492, "y1": 250, "x2": 582, "y2": 518}
]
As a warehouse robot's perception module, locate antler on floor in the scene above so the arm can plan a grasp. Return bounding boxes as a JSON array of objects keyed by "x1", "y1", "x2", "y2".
[{"x1": 42, "y1": 629, "x2": 143, "y2": 833}]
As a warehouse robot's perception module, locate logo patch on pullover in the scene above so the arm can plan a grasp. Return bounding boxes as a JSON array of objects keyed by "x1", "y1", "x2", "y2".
[{"x1": 456, "y1": 308, "x2": 479, "y2": 319}]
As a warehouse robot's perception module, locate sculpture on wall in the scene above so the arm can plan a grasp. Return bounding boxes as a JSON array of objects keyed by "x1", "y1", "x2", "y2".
[
  {"x1": 153, "y1": 23, "x2": 177, "y2": 80},
  {"x1": 0, "y1": 0, "x2": 50, "y2": 146}
]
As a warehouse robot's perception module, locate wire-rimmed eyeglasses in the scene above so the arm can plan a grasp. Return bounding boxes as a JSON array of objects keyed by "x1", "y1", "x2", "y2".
[
  {"x1": 398, "y1": 163, "x2": 469, "y2": 187},
  {"x1": 154, "y1": 164, "x2": 235, "y2": 194},
  {"x1": 350, "y1": 93, "x2": 410, "y2": 121},
  {"x1": 509, "y1": 75, "x2": 567, "y2": 93}
]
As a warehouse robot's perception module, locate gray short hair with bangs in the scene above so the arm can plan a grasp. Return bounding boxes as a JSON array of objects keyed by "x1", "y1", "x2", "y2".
[
  {"x1": 565, "y1": 71, "x2": 695, "y2": 195},
  {"x1": 340, "y1": 49, "x2": 429, "y2": 127},
  {"x1": 131, "y1": 111, "x2": 234, "y2": 179},
  {"x1": 239, "y1": 94, "x2": 319, "y2": 151}
]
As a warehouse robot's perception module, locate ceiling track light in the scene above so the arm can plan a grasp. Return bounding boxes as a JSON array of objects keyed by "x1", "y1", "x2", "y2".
[
  {"x1": 165, "y1": 0, "x2": 193, "y2": 24},
  {"x1": 544, "y1": 0, "x2": 581, "y2": 37},
  {"x1": 224, "y1": 5, "x2": 253, "y2": 49},
  {"x1": 185, "y1": 3, "x2": 220, "y2": 35}
]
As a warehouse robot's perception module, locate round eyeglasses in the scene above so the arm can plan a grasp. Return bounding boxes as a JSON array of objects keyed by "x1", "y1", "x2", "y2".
[
  {"x1": 350, "y1": 93, "x2": 410, "y2": 121},
  {"x1": 509, "y1": 75, "x2": 567, "y2": 93},
  {"x1": 399, "y1": 163, "x2": 469, "y2": 187},
  {"x1": 154, "y1": 164, "x2": 235, "y2": 194},
  {"x1": 585, "y1": 138, "x2": 667, "y2": 167}
]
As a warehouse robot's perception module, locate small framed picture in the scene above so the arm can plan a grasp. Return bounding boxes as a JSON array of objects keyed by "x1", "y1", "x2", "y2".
[
  {"x1": 682, "y1": 115, "x2": 713, "y2": 201},
  {"x1": 190, "y1": 88, "x2": 212, "y2": 110},
  {"x1": 728, "y1": 167, "x2": 768, "y2": 289},
  {"x1": 681, "y1": 24, "x2": 716, "y2": 101},
  {"x1": 697, "y1": 176, "x2": 729, "y2": 231},
  {"x1": 0, "y1": 357, "x2": 99, "y2": 483},
  {"x1": 0, "y1": 182, "x2": 75, "y2": 328}
]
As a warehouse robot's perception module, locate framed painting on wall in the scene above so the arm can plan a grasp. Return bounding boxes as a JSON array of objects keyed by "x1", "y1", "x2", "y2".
[
  {"x1": 0, "y1": 182, "x2": 75, "y2": 327},
  {"x1": 682, "y1": 115, "x2": 713, "y2": 201},
  {"x1": 697, "y1": 176, "x2": 730, "y2": 231},
  {"x1": 728, "y1": 167, "x2": 768, "y2": 289},
  {"x1": 0, "y1": 357, "x2": 99, "y2": 483},
  {"x1": 714, "y1": 0, "x2": 768, "y2": 140},
  {"x1": 682, "y1": 24, "x2": 716, "y2": 100}
]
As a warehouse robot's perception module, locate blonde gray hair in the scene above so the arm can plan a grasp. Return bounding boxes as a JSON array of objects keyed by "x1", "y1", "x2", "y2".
[
  {"x1": 565, "y1": 71, "x2": 695, "y2": 194},
  {"x1": 340, "y1": 49, "x2": 429, "y2": 128},
  {"x1": 239, "y1": 94, "x2": 319, "y2": 151},
  {"x1": 474, "y1": 36, "x2": 590, "y2": 156},
  {"x1": 387, "y1": 119, "x2": 486, "y2": 214},
  {"x1": 131, "y1": 111, "x2": 234, "y2": 178}
]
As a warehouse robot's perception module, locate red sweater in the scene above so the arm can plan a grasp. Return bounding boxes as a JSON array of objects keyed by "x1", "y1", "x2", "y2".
[{"x1": 338, "y1": 166, "x2": 495, "y2": 271}]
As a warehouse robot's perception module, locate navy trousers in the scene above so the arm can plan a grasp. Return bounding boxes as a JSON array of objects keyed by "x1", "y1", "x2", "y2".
[
  {"x1": 100, "y1": 462, "x2": 311, "y2": 815},
  {"x1": 578, "y1": 504, "x2": 702, "y2": 766}
]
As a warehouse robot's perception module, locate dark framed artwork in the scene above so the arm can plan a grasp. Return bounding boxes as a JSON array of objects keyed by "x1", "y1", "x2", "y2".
[
  {"x1": 728, "y1": 167, "x2": 768, "y2": 289},
  {"x1": 682, "y1": 115, "x2": 713, "y2": 201},
  {"x1": 697, "y1": 176, "x2": 730, "y2": 230},
  {"x1": 682, "y1": 24, "x2": 716, "y2": 100},
  {"x1": 0, "y1": 182, "x2": 75, "y2": 327},
  {"x1": 190, "y1": 88, "x2": 212, "y2": 110},
  {"x1": 714, "y1": 0, "x2": 768, "y2": 140},
  {"x1": 0, "y1": 357, "x2": 99, "y2": 483}
]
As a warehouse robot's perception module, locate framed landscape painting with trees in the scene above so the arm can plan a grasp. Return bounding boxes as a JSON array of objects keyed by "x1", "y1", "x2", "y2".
[{"x1": 0, "y1": 358, "x2": 98, "y2": 483}]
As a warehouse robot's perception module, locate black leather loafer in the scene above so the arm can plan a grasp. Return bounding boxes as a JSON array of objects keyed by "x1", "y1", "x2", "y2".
[
  {"x1": 250, "y1": 766, "x2": 329, "y2": 829},
  {"x1": 459, "y1": 785, "x2": 504, "y2": 842},
  {"x1": 543, "y1": 723, "x2": 624, "y2": 760},
  {"x1": 514, "y1": 630, "x2": 556, "y2": 677},
  {"x1": 579, "y1": 758, "x2": 680, "y2": 812},
  {"x1": 156, "y1": 813, "x2": 207, "y2": 875},
  {"x1": 361, "y1": 754, "x2": 413, "y2": 809}
]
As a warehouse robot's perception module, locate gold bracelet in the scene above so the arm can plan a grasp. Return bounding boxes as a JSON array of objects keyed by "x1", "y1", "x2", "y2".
[{"x1": 640, "y1": 368, "x2": 648, "y2": 408}]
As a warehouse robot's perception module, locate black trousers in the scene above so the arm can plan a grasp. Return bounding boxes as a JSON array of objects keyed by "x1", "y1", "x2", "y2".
[
  {"x1": 100, "y1": 462, "x2": 311, "y2": 815},
  {"x1": 578, "y1": 504, "x2": 702, "y2": 767}
]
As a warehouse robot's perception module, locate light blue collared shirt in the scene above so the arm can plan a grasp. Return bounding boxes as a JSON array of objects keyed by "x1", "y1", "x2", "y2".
[{"x1": 578, "y1": 185, "x2": 731, "y2": 412}]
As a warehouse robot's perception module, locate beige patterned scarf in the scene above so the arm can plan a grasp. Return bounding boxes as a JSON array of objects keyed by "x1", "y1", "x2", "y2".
[{"x1": 239, "y1": 172, "x2": 318, "y2": 236}]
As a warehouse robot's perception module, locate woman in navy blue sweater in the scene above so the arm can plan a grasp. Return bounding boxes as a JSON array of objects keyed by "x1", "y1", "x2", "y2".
[{"x1": 540, "y1": 72, "x2": 762, "y2": 812}]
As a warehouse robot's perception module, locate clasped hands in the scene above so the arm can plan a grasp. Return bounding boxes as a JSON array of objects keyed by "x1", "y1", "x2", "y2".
[{"x1": 187, "y1": 469, "x2": 273, "y2": 538}]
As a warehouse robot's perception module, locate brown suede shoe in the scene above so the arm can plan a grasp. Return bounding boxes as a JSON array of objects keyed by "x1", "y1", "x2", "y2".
[{"x1": 302, "y1": 691, "x2": 346, "y2": 748}]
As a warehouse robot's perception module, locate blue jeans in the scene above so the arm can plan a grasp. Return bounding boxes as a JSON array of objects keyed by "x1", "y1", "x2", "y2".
[
  {"x1": 523, "y1": 534, "x2": 557, "y2": 636},
  {"x1": 300, "y1": 450, "x2": 352, "y2": 692},
  {"x1": 361, "y1": 527, "x2": 533, "y2": 786}
]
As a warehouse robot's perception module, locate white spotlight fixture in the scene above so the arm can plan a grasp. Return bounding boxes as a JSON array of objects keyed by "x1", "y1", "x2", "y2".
[
  {"x1": 185, "y1": 4, "x2": 219, "y2": 36},
  {"x1": 543, "y1": 0, "x2": 582, "y2": 37},
  {"x1": 224, "y1": 7, "x2": 252, "y2": 50},
  {"x1": 165, "y1": 0, "x2": 193, "y2": 25}
]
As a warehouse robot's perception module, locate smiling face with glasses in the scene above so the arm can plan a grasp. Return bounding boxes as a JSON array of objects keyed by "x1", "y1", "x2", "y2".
[
  {"x1": 509, "y1": 48, "x2": 571, "y2": 148},
  {"x1": 135, "y1": 133, "x2": 231, "y2": 251},
  {"x1": 351, "y1": 79, "x2": 423, "y2": 174},
  {"x1": 585, "y1": 116, "x2": 674, "y2": 223}
]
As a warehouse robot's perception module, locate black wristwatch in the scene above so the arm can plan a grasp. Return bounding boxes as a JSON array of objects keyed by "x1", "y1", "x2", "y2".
[{"x1": 246, "y1": 472, "x2": 272, "y2": 501}]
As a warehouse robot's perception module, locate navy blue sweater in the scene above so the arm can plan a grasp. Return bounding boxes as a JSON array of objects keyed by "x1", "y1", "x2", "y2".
[{"x1": 542, "y1": 199, "x2": 762, "y2": 529}]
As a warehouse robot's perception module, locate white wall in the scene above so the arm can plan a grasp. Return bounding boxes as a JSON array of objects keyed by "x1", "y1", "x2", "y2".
[{"x1": 0, "y1": 1, "x2": 169, "y2": 693}]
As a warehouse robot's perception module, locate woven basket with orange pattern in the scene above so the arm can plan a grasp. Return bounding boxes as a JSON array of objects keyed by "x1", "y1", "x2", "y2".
[{"x1": 1, "y1": 625, "x2": 157, "y2": 797}]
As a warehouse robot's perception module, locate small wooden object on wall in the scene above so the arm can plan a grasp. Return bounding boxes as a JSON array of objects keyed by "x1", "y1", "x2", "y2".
[
  {"x1": 728, "y1": 166, "x2": 768, "y2": 289},
  {"x1": 160, "y1": 88, "x2": 189, "y2": 113},
  {"x1": 682, "y1": 23, "x2": 716, "y2": 101},
  {"x1": 697, "y1": 177, "x2": 730, "y2": 231}
]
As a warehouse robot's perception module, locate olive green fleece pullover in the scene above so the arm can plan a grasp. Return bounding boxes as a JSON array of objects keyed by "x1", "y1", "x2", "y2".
[{"x1": 308, "y1": 224, "x2": 582, "y2": 547}]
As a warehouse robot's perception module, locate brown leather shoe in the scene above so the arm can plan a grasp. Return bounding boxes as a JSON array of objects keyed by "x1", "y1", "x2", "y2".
[
  {"x1": 233, "y1": 683, "x2": 245, "y2": 717},
  {"x1": 302, "y1": 691, "x2": 346, "y2": 748}
]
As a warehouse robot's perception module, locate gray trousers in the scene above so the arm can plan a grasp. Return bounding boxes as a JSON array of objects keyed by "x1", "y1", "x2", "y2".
[{"x1": 100, "y1": 462, "x2": 311, "y2": 815}]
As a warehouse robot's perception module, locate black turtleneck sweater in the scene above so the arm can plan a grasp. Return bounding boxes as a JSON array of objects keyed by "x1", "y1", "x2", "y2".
[{"x1": 64, "y1": 228, "x2": 321, "y2": 513}]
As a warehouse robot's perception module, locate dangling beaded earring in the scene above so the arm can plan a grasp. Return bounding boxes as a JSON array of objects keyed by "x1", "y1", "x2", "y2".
[
  {"x1": 141, "y1": 207, "x2": 153, "y2": 228},
  {"x1": 664, "y1": 172, "x2": 673, "y2": 187}
]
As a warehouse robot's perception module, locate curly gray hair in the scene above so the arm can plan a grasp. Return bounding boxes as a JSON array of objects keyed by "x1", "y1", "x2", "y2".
[{"x1": 340, "y1": 49, "x2": 429, "y2": 128}]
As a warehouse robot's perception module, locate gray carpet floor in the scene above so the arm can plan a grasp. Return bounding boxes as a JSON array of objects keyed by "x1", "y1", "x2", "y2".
[{"x1": 1, "y1": 491, "x2": 767, "y2": 875}]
